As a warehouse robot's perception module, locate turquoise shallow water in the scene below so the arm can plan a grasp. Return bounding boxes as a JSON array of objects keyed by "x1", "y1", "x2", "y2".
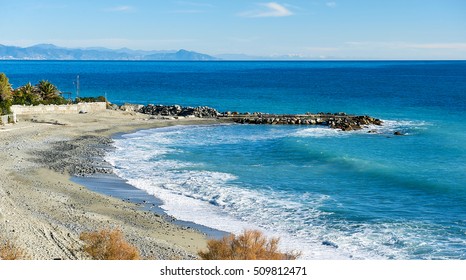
[{"x1": 2, "y1": 60, "x2": 466, "y2": 259}]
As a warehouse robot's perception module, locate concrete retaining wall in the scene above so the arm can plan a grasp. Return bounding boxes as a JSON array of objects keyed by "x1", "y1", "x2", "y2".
[
  {"x1": 0, "y1": 114, "x2": 16, "y2": 125},
  {"x1": 11, "y1": 102, "x2": 107, "y2": 115},
  {"x1": 1, "y1": 115, "x2": 9, "y2": 124}
]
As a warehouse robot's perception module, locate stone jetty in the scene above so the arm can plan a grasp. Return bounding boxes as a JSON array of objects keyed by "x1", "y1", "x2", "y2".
[
  {"x1": 138, "y1": 104, "x2": 219, "y2": 118},
  {"x1": 121, "y1": 103, "x2": 383, "y2": 131},
  {"x1": 226, "y1": 112, "x2": 383, "y2": 131}
]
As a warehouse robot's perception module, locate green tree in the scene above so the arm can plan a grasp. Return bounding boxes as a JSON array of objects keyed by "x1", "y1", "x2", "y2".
[
  {"x1": 36, "y1": 80, "x2": 67, "y2": 105},
  {"x1": 37, "y1": 80, "x2": 59, "y2": 100},
  {"x1": 13, "y1": 82, "x2": 40, "y2": 105},
  {"x1": 0, "y1": 73, "x2": 13, "y2": 115},
  {"x1": 10, "y1": 79, "x2": 68, "y2": 107}
]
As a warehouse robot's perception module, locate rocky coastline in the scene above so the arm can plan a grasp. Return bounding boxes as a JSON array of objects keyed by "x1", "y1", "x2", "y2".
[{"x1": 120, "y1": 103, "x2": 383, "y2": 131}]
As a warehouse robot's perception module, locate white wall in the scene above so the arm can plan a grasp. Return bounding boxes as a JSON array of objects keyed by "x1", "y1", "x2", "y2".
[{"x1": 11, "y1": 102, "x2": 107, "y2": 115}]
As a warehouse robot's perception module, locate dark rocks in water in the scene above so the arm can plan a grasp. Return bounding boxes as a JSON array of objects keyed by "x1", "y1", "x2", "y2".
[
  {"x1": 229, "y1": 114, "x2": 383, "y2": 130},
  {"x1": 322, "y1": 240, "x2": 339, "y2": 248},
  {"x1": 135, "y1": 104, "x2": 383, "y2": 131},
  {"x1": 394, "y1": 131, "x2": 404, "y2": 136},
  {"x1": 139, "y1": 104, "x2": 219, "y2": 118}
]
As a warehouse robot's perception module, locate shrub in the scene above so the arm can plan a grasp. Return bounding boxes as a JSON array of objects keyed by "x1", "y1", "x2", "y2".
[
  {"x1": 75, "y1": 96, "x2": 107, "y2": 103},
  {"x1": 0, "y1": 237, "x2": 27, "y2": 260},
  {"x1": 0, "y1": 73, "x2": 13, "y2": 115},
  {"x1": 79, "y1": 228, "x2": 140, "y2": 260},
  {"x1": 198, "y1": 229, "x2": 300, "y2": 260}
]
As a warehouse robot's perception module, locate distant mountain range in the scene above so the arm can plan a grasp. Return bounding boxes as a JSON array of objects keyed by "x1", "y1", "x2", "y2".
[{"x1": 0, "y1": 44, "x2": 217, "y2": 60}]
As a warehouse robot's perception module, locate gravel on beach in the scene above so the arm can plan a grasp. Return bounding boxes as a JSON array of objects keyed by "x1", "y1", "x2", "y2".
[{"x1": 0, "y1": 110, "x2": 222, "y2": 259}]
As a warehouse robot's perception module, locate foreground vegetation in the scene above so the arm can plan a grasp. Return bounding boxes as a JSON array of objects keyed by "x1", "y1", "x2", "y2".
[
  {"x1": 0, "y1": 236, "x2": 27, "y2": 260},
  {"x1": 79, "y1": 228, "x2": 140, "y2": 260},
  {"x1": 79, "y1": 228, "x2": 299, "y2": 260},
  {"x1": 0, "y1": 73, "x2": 13, "y2": 115},
  {"x1": 2, "y1": 227, "x2": 299, "y2": 260},
  {"x1": 199, "y1": 229, "x2": 300, "y2": 260}
]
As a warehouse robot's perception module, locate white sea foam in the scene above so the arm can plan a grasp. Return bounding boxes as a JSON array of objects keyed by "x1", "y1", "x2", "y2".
[
  {"x1": 291, "y1": 119, "x2": 431, "y2": 139},
  {"x1": 106, "y1": 126, "x2": 359, "y2": 259},
  {"x1": 117, "y1": 169, "x2": 354, "y2": 259},
  {"x1": 364, "y1": 119, "x2": 431, "y2": 135},
  {"x1": 293, "y1": 126, "x2": 348, "y2": 138}
]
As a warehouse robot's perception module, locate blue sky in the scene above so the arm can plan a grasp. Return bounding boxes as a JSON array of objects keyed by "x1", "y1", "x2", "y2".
[{"x1": 1, "y1": 0, "x2": 465, "y2": 59}]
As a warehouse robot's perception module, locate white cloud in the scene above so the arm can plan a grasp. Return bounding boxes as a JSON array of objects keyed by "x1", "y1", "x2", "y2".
[
  {"x1": 106, "y1": 6, "x2": 134, "y2": 12},
  {"x1": 239, "y1": 2, "x2": 293, "y2": 18},
  {"x1": 326, "y1": 2, "x2": 337, "y2": 8}
]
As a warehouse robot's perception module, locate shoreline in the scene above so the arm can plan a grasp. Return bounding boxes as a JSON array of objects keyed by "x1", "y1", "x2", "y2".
[
  {"x1": 71, "y1": 174, "x2": 229, "y2": 240},
  {"x1": 0, "y1": 110, "x2": 227, "y2": 259}
]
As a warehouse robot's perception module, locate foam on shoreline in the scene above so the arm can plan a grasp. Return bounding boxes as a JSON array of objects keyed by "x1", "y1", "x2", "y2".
[
  {"x1": 103, "y1": 119, "x2": 456, "y2": 260},
  {"x1": 105, "y1": 124, "x2": 355, "y2": 259},
  {"x1": 71, "y1": 174, "x2": 228, "y2": 240}
]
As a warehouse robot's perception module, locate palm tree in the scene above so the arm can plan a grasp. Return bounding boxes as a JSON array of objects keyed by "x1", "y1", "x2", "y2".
[
  {"x1": 37, "y1": 80, "x2": 59, "y2": 101},
  {"x1": 14, "y1": 82, "x2": 40, "y2": 105},
  {"x1": 23, "y1": 82, "x2": 34, "y2": 94}
]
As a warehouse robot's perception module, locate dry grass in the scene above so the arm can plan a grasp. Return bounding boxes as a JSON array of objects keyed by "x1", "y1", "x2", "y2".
[
  {"x1": 198, "y1": 229, "x2": 300, "y2": 260},
  {"x1": 80, "y1": 228, "x2": 140, "y2": 260},
  {"x1": 0, "y1": 237, "x2": 27, "y2": 260}
]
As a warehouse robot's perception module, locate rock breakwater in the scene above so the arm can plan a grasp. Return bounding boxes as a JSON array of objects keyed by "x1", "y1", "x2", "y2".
[
  {"x1": 122, "y1": 103, "x2": 383, "y2": 130},
  {"x1": 139, "y1": 104, "x2": 219, "y2": 118},
  {"x1": 228, "y1": 113, "x2": 383, "y2": 131}
]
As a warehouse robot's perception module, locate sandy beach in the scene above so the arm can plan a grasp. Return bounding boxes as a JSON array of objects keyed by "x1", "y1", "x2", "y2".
[{"x1": 0, "y1": 110, "x2": 224, "y2": 260}]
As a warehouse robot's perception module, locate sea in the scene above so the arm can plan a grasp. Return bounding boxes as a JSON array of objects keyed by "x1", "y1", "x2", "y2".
[{"x1": 2, "y1": 60, "x2": 466, "y2": 259}]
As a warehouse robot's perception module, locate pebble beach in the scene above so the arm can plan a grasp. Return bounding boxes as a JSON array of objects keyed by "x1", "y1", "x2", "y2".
[{"x1": 0, "y1": 109, "x2": 222, "y2": 260}]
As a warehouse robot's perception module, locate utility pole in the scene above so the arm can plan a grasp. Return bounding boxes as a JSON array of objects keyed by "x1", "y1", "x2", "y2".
[{"x1": 76, "y1": 75, "x2": 80, "y2": 100}]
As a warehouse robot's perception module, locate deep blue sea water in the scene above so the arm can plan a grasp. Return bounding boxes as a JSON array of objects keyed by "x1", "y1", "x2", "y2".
[{"x1": 2, "y1": 61, "x2": 466, "y2": 259}]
